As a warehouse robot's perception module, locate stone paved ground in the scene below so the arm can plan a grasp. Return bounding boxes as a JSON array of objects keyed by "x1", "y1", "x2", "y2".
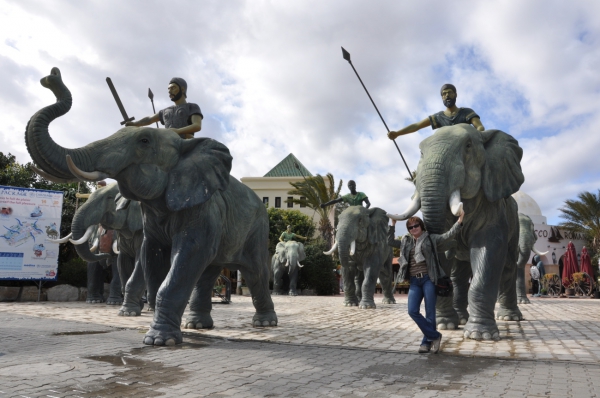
[{"x1": 1, "y1": 294, "x2": 600, "y2": 396}]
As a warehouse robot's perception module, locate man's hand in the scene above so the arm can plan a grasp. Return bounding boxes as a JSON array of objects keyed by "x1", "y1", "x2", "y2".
[
  {"x1": 458, "y1": 210, "x2": 465, "y2": 224},
  {"x1": 387, "y1": 130, "x2": 399, "y2": 140},
  {"x1": 320, "y1": 203, "x2": 326, "y2": 208},
  {"x1": 391, "y1": 219, "x2": 397, "y2": 226}
]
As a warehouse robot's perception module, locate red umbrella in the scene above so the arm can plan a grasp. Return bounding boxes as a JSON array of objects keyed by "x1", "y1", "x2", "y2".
[
  {"x1": 562, "y1": 241, "x2": 579, "y2": 288},
  {"x1": 580, "y1": 246, "x2": 594, "y2": 276}
]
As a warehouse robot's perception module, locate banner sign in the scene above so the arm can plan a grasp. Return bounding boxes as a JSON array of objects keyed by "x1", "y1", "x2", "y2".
[{"x1": 0, "y1": 185, "x2": 64, "y2": 280}]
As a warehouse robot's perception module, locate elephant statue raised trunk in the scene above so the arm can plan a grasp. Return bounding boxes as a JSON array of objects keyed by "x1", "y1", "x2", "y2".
[
  {"x1": 390, "y1": 124, "x2": 525, "y2": 340},
  {"x1": 25, "y1": 67, "x2": 277, "y2": 346}
]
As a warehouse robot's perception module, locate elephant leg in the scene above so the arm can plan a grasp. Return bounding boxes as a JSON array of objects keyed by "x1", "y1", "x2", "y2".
[
  {"x1": 106, "y1": 259, "x2": 123, "y2": 305},
  {"x1": 141, "y1": 238, "x2": 170, "y2": 312},
  {"x1": 436, "y1": 258, "x2": 459, "y2": 330},
  {"x1": 119, "y1": 255, "x2": 146, "y2": 316},
  {"x1": 342, "y1": 263, "x2": 359, "y2": 306},
  {"x1": 515, "y1": 252, "x2": 531, "y2": 304},
  {"x1": 86, "y1": 261, "x2": 104, "y2": 303},
  {"x1": 463, "y1": 234, "x2": 507, "y2": 341},
  {"x1": 288, "y1": 266, "x2": 299, "y2": 296},
  {"x1": 272, "y1": 260, "x2": 284, "y2": 295},
  {"x1": 359, "y1": 260, "x2": 381, "y2": 309},
  {"x1": 184, "y1": 265, "x2": 223, "y2": 329},
  {"x1": 240, "y1": 237, "x2": 278, "y2": 326},
  {"x1": 379, "y1": 256, "x2": 396, "y2": 304},
  {"x1": 496, "y1": 236, "x2": 523, "y2": 321},
  {"x1": 354, "y1": 266, "x2": 363, "y2": 301},
  {"x1": 452, "y1": 259, "x2": 471, "y2": 325}
]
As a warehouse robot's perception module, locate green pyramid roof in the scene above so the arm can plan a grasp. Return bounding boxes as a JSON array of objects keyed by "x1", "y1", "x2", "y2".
[{"x1": 264, "y1": 153, "x2": 313, "y2": 177}]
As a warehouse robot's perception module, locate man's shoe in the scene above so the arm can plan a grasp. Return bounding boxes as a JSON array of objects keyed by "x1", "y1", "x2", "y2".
[
  {"x1": 430, "y1": 334, "x2": 442, "y2": 354},
  {"x1": 418, "y1": 344, "x2": 430, "y2": 353}
]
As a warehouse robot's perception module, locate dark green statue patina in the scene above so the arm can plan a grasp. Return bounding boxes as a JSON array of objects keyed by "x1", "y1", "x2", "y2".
[{"x1": 321, "y1": 180, "x2": 370, "y2": 208}]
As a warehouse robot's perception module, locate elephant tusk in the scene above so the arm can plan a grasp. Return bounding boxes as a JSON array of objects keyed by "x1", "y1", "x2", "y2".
[
  {"x1": 31, "y1": 165, "x2": 80, "y2": 184},
  {"x1": 323, "y1": 240, "x2": 338, "y2": 255},
  {"x1": 350, "y1": 240, "x2": 356, "y2": 256},
  {"x1": 112, "y1": 240, "x2": 120, "y2": 254},
  {"x1": 47, "y1": 232, "x2": 72, "y2": 244},
  {"x1": 387, "y1": 191, "x2": 421, "y2": 221},
  {"x1": 285, "y1": 260, "x2": 289, "y2": 267},
  {"x1": 69, "y1": 225, "x2": 95, "y2": 245},
  {"x1": 297, "y1": 260, "x2": 304, "y2": 268},
  {"x1": 449, "y1": 190, "x2": 463, "y2": 216},
  {"x1": 532, "y1": 248, "x2": 549, "y2": 256},
  {"x1": 89, "y1": 238, "x2": 99, "y2": 253},
  {"x1": 66, "y1": 155, "x2": 109, "y2": 182}
]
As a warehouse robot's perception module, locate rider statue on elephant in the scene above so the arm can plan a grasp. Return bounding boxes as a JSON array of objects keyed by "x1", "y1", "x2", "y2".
[
  {"x1": 126, "y1": 77, "x2": 203, "y2": 139},
  {"x1": 387, "y1": 83, "x2": 485, "y2": 140},
  {"x1": 279, "y1": 225, "x2": 307, "y2": 243},
  {"x1": 321, "y1": 180, "x2": 370, "y2": 208}
]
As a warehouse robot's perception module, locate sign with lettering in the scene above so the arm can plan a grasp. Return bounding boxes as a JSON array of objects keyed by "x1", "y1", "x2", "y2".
[{"x1": 0, "y1": 185, "x2": 63, "y2": 280}]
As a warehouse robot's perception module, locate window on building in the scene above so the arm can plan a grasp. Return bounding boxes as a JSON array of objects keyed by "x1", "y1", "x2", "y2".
[
  {"x1": 287, "y1": 197, "x2": 293, "y2": 208},
  {"x1": 262, "y1": 197, "x2": 269, "y2": 206},
  {"x1": 300, "y1": 197, "x2": 306, "y2": 208},
  {"x1": 275, "y1": 197, "x2": 281, "y2": 208}
]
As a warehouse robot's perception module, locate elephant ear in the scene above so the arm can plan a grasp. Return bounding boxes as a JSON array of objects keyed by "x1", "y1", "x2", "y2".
[
  {"x1": 481, "y1": 129, "x2": 524, "y2": 202},
  {"x1": 367, "y1": 207, "x2": 388, "y2": 245},
  {"x1": 298, "y1": 242, "x2": 306, "y2": 262},
  {"x1": 166, "y1": 138, "x2": 233, "y2": 212}
]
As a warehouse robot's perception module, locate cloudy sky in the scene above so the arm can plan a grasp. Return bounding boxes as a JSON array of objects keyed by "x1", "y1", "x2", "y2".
[{"x1": 1, "y1": 0, "x2": 599, "y2": 231}]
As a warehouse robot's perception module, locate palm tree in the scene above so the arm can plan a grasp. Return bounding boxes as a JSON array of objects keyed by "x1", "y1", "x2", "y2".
[
  {"x1": 288, "y1": 173, "x2": 343, "y2": 245},
  {"x1": 559, "y1": 190, "x2": 600, "y2": 253}
]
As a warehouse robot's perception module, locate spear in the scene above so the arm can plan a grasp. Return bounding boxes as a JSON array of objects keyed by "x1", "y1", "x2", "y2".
[
  {"x1": 341, "y1": 47, "x2": 413, "y2": 180},
  {"x1": 148, "y1": 88, "x2": 159, "y2": 128}
]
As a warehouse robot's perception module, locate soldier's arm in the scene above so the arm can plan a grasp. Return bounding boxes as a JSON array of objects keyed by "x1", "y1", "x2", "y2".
[
  {"x1": 172, "y1": 114, "x2": 202, "y2": 136},
  {"x1": 320, "y1": 197, "x2": 343, "y2": 208},
  {"x1": 279, "y1": 233, "x2": 285, "y2": 242},
  {"x1": 388, "y1": 117, "x2": 431, "y2": 140},
  {"x1": 125, "y1": 113, "x2": 160, "y2": 127},
  {"x1": 470, "y1": 117, "x2": 485, "y2": 131},
  {"x1": 363, "y1": 197, "x2": 371, "y2": 209},
  {"x1": 295, "y1": 234, "x2": 307, "y2": 241}
]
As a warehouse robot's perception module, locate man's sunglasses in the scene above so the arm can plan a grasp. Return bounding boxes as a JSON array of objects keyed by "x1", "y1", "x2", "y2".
[{"x1": 407, "y1": 224, "x2": 420, "y2": 230}]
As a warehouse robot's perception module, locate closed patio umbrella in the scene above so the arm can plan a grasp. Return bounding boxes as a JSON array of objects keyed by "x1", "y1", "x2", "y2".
[
  {"x1": 562, "y1": 241, "x2": 579, "y2": 288},
  {"x1": 580, "y1": 246, "x2": 594, "y2": 276}
]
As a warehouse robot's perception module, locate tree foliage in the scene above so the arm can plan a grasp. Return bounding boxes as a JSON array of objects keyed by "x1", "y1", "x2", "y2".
[
  {"x1": 298, "y1": 239, "x2": 338, "y2": 295},
  {"x1": 559, "y1": 190, "x2": 600, "y2": 261},
  {"x1": 0, "y1": 152, "x2": 93, "y2": 267},
  {"x1": 287, "y1": 173, "x2": 342, "y2": 245},
  {"x1": 267, "y1": 207, "x2": 315, "y2": 254}
]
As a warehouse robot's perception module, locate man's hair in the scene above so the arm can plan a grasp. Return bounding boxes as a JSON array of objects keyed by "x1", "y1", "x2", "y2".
[
  {"x1": 169, "y1": 77, "x2": 187, "y2": 98},
  {"x1": 440, "y1": 84, "x2": 457, "y2": 96},
  {"x1": 406, "y1": 216, "x2": 426, "y2": 232},
  {"x1": 348, "y1": 180, "x2": 356, "y2": 186}
]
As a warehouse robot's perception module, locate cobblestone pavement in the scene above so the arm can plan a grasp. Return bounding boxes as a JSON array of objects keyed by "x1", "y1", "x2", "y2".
[{"x1": 2, "y1": 295, "x2": 600, "y2": 397}]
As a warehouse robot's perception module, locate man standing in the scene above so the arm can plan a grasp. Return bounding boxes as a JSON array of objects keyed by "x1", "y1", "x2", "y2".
[
  {"x1": 126, "y1": 77, "x2": 202, "y2": 139},
  {"x1": 387, "y1": 84, "x2": 484, "y2": 140},
  {"x1": 320, "y1": 180, "x2": 370, "y2": 209}
]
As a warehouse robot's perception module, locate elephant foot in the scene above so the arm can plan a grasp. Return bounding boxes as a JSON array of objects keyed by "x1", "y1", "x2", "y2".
[
  {"x1": 358, "y1": 299, "x2": 376, "y2": 309},
  {"x1": 288, "y1": 290, "x2": 298, "y2": 296},
  {"x1": 271, "y1": 290, "x2": 283, "y2": 295},
  {"x1": 463, "y1": 318, "x2": 500, "y2": 341},
  {"x1": 381, "y1": 297, "x2": 396, "y2": 304},
  {"x1": 106, "y1": 298, "x2": 123, "y2": 305},
  {"x1": 184, "y1": 312, "x2": 214, "y2": 329},
  {"x1": 118, "y1": 301, "x2": 143, "y2": 317},
  {"x1": 517, "y1": 296, "x2": 531, "y2": 304},
  {"x1": 436, "y1": 313, "x2": 459, "y2": 330},
  {"x1": 86, "y1": 298, "x2": 104, "y2": 304},
  {"x1": 495, "y1": 307, "x2": 523, "y2": 321},
  {"x1": 344, "y1": 296, "x2": 359, "y2": 307},
  {"x1": 456, "y1": 310, "x2": 469, "y2": 326},
  {"x1": 143, "y1": 325, "x2": 182, "y2": 346},
  {"x1": 252, "y1": 311, "x2": 278, "y2": 327}
]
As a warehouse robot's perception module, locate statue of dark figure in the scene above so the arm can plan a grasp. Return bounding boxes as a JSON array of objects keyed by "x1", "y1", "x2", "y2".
[{"x1": 321, "y1": 180, "x2": 370, "y2": 208}]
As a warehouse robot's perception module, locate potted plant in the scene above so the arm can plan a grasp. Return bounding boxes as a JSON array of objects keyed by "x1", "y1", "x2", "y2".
[
  {"x1": 541, "y1": 288, "x2": 548, "y2": 296},
  {"x1": 565, "y1": 281, "x2": 576, "y2": 297},
  {"x1": 571, "y1": 272, "x2": 585, "y2": 296}
]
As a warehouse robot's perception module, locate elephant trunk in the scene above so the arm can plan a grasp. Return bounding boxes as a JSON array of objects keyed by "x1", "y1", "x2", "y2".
[
  {"x1": 24, "y1": 67, "x2": 96, "y2": 182},
  {"x1": 418, "y1": 167, "x2": 449, "y2": 235},
  {"x1": 71, "y1": 208, "x2": 110, "y2": 262}
]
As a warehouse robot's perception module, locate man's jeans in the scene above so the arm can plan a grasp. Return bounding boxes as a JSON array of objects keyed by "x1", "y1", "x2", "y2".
[{"x1": 408, "y1": 274, "x2": 441, "y2": 346}]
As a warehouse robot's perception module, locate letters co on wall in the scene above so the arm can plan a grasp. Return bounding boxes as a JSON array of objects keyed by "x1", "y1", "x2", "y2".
[{"x1": 0, "y1": 186, "x2": 64, "y2": 280}]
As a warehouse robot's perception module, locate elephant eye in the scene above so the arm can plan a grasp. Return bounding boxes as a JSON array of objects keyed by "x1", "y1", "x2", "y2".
[
  {"x1": 140, "y1": 138, "x2": 149, "y2": 144},
  {"x1": 466, "y1": 142, "x2": 472, "y2": 148}
]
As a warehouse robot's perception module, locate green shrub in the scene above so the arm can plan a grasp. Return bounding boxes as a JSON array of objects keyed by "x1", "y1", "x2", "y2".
[
  {"x1": 298, "y1": 239, "x2": 337, "y2": 295},
  {"x1": 57, "y1": 257, "x2": 87, "y2": 287}
]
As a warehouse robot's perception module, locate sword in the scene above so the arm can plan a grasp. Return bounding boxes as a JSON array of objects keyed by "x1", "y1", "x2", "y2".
[
  {"x1": 106, "y1": 77, "x2": 135, "y2": 125},
  {"x1": 148, "y1": 88, "x2": 159, "y2": 128}
]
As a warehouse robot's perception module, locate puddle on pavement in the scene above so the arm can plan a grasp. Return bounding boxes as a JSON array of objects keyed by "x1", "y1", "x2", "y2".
[{"x1": 52, "y1": 330, "x2": 111, "y2": 336}]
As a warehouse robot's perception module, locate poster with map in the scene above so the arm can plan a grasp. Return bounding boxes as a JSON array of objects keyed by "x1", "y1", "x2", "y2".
[{"x1": 0, "y1": 185, "x2": 64, "y2": 280}]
